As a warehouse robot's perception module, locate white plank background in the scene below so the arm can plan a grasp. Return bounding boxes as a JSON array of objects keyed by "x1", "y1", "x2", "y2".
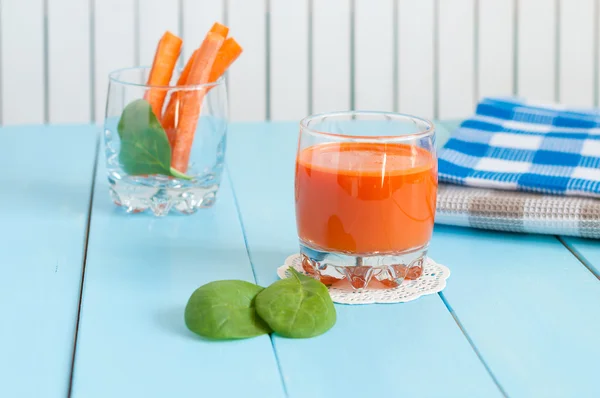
[
  {"x1": 559, "y1": 0, "x2": 595, "y2": 107},
  {"x1": 597, "y1": 0, "x2": 600, "y2": 107},
  {"x1": 478, "y1": 0, "x2": 515, "y2": 99},
  {"x1": 354, "y1": 0, "x2": 395, "y2": 111},
  {"x1": 517, "y1": 0, "x2": 558, "y2": 103},
  {"x1": 0, "y1": 0, "x2": 46, "y2": 125},
  {"x1": 94, "y1": 0, "x2": 136, "y2": 122},
  {"x1": 227, "y1": 0, "x2": 267, "y2": 121},
  {"x1": 47, "y1": 0, "x2": 91, "y2": 124},
  {"x1": 0, "y1": 0, "x2": 599, "y2": 125},
  {"x1": 397, "y1": 0, "x2": 435, "y2": 118},
  {"x1": 438, "y1": 0, "x2": 476, "y2": 119},
  {"x1": 312, "y1": 0, "x2": 351, "y2": 114},
  {"x1": 270, "y1": 0, "x2": 309, "y2": 121}
]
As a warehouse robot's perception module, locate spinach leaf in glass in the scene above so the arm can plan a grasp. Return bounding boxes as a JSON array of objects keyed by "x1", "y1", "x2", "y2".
[{"x1": 117, "y1": 99, "x2": 190, "y2": 179}]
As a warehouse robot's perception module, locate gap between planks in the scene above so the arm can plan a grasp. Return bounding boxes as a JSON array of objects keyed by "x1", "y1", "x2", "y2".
[
  {"x1": 226, "y1": 165, "x2": 290, "y2": 398},
  {"x1": 66, "y1": 131, "x2": 100, "y2": 398},
  {"x1": 439, "y1": 293, "x2": 509, "y2": 398},
  {"x1": 557, "y1": 236, "x2": 600, "y2": 281}
]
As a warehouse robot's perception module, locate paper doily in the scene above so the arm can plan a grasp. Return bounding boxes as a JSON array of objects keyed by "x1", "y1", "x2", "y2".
[{"x1": 277, "y1": 254, "x2": 450, "y2": 305}]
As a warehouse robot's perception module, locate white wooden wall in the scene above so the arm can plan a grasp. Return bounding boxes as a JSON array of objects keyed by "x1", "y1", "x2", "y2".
[{"x1": 0, "y1": 0, "x2": 598, "y2": 125}]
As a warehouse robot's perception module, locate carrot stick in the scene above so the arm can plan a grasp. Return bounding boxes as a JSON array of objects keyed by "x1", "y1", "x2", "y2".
[
  {"x1": 144, "y1": 31, "x2": 183, "y2": 118},
  {"x1": 208, "y1": 37, "x2": 243, "y2": 83},
  {"x1": 164, "y1": 33, "x2": 240, "y2": 151},
  {"x1": 174, "y1": 49, "x2": 198, "y2": 87},
  {"x1": 209, "y1": 22, "x2": 229, "y2": 38},
  {"x1": 161, "y1": 48, "x2": 199, "y2": 147},
  {"x1": 171, "y1": 32, "x2": 224, "y2": 173}
]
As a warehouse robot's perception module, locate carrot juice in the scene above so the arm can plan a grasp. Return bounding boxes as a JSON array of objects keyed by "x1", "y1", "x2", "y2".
[{"x1": 295, "y1": 142, "x2": 437, "y2": 256}]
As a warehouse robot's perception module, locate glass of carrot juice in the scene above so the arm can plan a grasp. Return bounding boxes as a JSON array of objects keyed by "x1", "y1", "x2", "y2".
[{"x1": 295, "y1": 111, "x2": 437, "y2": 290}]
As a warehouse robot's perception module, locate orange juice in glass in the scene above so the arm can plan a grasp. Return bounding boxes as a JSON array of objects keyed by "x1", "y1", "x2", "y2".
[{"x1": 295, "y1": 112, "x2": 437, "y2": 290}]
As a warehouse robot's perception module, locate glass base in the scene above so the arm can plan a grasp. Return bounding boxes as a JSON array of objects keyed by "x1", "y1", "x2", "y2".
[
  {"x1": 299, "y1": 242, "x2": 427, "y2": 291},
  {"x1": 108, "y1": 177, "x2": 219, "y2": 216}
]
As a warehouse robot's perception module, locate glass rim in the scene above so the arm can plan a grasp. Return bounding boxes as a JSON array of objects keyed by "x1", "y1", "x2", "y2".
[
  {"x1": 299, "y1": 110, "x2": 435, "y2": 141},
  {"x1": 108, "y1": 66, "x2": 225, "y2": 90}
]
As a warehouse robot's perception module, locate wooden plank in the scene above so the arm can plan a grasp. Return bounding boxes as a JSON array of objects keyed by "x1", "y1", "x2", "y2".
[
  {"x1": 354, "y1": 0, "x2": 394, "y2": 110},
  {"x1": 71, "y1": 167, "x2": 284, "y2": 397},
  {"x1": 0, "y1": 0, "x2": 45, "y2": 124},
  {"x1": 559, "y1": 0, "x2": 595, "y2": 106},
  {"x1": 227, "y1": 121, "x2": 503, "y2": 397},
  {"x1": 438, "y1": 0, "x2": 476, "y2": 119},
  {"x1": 47, "y1": 0, "x2": 91, "y2": 123},
  {"x1": 477, "y1": 0, "x2": 514, "y2": 99},
  {"x1": 312, "y1": 0, "x2": 351, "y2": 114},
  {"x1": 439, "y1": 119, "x2": 462, "y2": 137},
  {"x1": 93, "y1": 0, "x2": 136, "y2": 122},
  {"x1": 270, "y1": 0, "x2": 309, "y2": 121},
  {"x1": 438, "y1": 119, "x2": 600, "y2": 396},
  {"x1": 431, "y1": 226, "x2": 600, "y2": 397},
  {"x1": 517, "y1": 0, "x2": 557, "y2": 102},
  {"x1": 561, "y1": 238, "x2": 600, "y2": 277},
  {"x1": 0, "y1": 125, "x2": 97, "y2": 397},
  {"x1": 397, "y1": 0, "x2": 435, "y2": 118},
  {"x1": 227, "y1": 0, "x2": 267, "y2": 121},
  {"x1": 181, "y1": 0, "x2": 223, "y2": 62},
  {"x1": 137, "y1": 0, "x2": 180, "y2": 67},
  {"x1": 435, "y1": 119, "x2": 453, "y2": 148}
]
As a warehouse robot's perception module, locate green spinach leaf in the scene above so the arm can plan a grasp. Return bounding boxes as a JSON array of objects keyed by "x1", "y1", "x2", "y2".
[
  {"x1": 255, "y1": 268, "x2": 336, "y2": 338},
  {"x1": 184, "y1": 280, "x2": 272, "y2": 339},
  {"x1": 117, "y1": 99, "x2": 191, "y2": 179}
]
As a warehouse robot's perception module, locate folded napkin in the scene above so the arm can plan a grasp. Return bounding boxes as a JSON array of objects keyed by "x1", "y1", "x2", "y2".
[
  {"x1": 438, "y1": 97, "x2": 600, "y2": 198},
  {"x1": 436, "y1": 97, "x2": 600, "y2": 238},
  {"x1": 435, "y1": 184, "x2": 600, "y2": 238}
]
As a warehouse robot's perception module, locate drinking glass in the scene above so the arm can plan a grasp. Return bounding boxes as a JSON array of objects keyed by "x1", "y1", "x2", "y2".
[
  {"x1": 104, "y1": 66, "x2": 227, "y2": 216},
  {"x1": 295, "y1": 111, "x2": 437, "y2": 290}
]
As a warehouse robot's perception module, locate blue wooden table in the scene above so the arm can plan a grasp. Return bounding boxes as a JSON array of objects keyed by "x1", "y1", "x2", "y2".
[{"x1": 2, "y1": 121, "x2": 599, "y2": 398}]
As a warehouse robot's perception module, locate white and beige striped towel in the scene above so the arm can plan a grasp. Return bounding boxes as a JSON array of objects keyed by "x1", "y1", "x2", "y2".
[{"x1": 436, "y1": 184, "x2": 600, "y2": 238}]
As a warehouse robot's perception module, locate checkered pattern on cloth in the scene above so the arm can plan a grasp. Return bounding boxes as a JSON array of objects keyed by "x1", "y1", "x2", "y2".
[
  {"x1": 435, "y1": 184, "x2": 600, "y2": 238},
  {"x1": 438, "y1": 97, "x2": 600, "y2": 198}
]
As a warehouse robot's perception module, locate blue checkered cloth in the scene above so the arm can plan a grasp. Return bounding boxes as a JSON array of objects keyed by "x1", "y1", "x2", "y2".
[{"x1": 438, "y1": 97, "x2": 600, "y2": 198}]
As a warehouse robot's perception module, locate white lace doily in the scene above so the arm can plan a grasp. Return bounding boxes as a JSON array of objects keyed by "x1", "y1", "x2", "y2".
[{"x1": 277, "y1": 254, "x2": 450, "y2": 305}]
